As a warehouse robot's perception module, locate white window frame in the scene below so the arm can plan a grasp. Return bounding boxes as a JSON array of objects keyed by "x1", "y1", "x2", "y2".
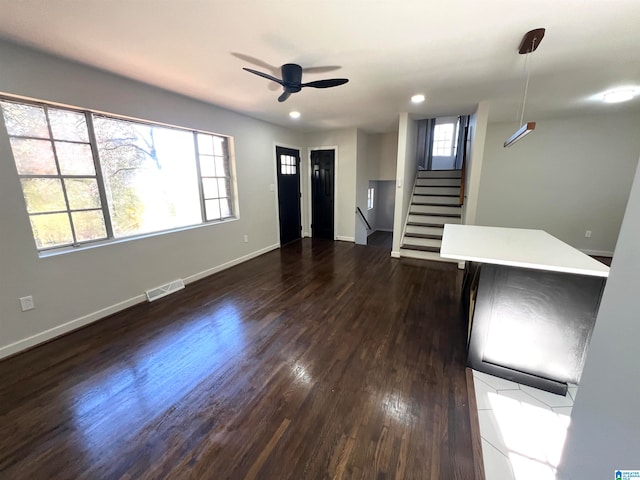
[
  {"x1": 367, "y1": 187, "x2": 375, "y2": 210},
  {"x1": 1, "y1": 96, "x2": 237, "y2": 254}
]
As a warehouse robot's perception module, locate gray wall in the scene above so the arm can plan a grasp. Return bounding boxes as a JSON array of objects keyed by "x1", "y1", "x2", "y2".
[
  {"x1": 475, "y1": 112, "x2": 640, "y2": 254},
  {"x1": 558, "y1": 156, "x2": 640, "y2": 478},
  {"x1": 374, "y1": 181, "x2": 395, "y2": 231},
  {"x1": 0, "y1": 40, "x2": 303, "y2": 357}
]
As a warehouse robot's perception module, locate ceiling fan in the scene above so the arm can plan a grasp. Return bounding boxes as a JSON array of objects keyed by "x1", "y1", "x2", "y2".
[{"x1": 243, "y1": 63, "x2": 349, "y2": 102}]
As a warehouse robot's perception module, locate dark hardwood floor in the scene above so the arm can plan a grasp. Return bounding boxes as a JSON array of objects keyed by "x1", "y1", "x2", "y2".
[{"x1": 0, "y1": 239, "x2": 479, "y2": 479}]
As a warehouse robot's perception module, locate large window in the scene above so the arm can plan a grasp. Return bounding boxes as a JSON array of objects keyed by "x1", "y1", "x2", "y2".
[{"x1": 1, "y1": 98, "x2": 235, "y2": 252}]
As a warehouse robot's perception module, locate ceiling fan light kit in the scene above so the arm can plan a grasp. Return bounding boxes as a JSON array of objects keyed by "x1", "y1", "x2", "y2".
[
  {"x1": 243, "y1": 63, "x2": 349, "y2": 103},
  {"x1": 504, "y1": 28, "x2": 545, "y2": 148}
]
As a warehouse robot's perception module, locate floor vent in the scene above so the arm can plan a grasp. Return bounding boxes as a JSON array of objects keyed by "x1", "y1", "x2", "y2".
[{"x1": 145, "y1": 279, "x2": 185, "y2": 302}]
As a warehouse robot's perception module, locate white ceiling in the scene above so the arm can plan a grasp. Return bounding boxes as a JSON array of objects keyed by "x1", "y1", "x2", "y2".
[{"x1": 1, "y1": 0, "x2": 639, "y2": 132}]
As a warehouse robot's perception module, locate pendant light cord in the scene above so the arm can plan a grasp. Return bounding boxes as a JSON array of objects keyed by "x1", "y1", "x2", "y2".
[{"x1": 517, "y1": 38, "x2": 536, "y2": 126}]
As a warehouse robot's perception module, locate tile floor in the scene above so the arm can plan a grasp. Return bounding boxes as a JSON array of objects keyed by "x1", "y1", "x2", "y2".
[{"x1": 473, "y1": 370, "x2": 578, "y2": 480}]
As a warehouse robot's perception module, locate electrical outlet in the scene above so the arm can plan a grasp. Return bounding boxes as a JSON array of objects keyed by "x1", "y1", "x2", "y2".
[
  {"x1": 20, "y1": 295, "x2": 34, "y2": 311},
  {"x1": 585, "y1": 230, "x2": 592, "y2": 238},
  {"x1": 244, "y1": 235, "x2": 249, "y2": 243}
]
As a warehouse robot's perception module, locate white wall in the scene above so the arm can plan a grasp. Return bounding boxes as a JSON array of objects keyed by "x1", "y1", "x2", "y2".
[
  {"x1": 391, "y1": 113, "x2": 418, "y2": 255},
  {"x1": 475, "y1": 111, "x2": 640, "y2": 254},
  {"x1": 354, "y1": 129, "x2": 370, "y2": 244},
  {"x1": 378, "y1": 131, "x2": 398, "y2": 180},
  {"x1": 462, "y1": 101, "x2": 489, "y2": 225},
  {"x1": 558, "y1": 155, "x2": 640, "y2": 478},
  {"x1": 0, "y1": 40, "x2": 303, "y2": 357},
  {"x1": 305, "y1": 128, "x2": 357, "y2": 242}
]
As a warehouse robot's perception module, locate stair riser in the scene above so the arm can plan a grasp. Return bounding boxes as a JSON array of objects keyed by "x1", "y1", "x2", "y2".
[
  {"x1": 411, "y1": 204, "x2": 461, "y2": 215},
  {"x1": 416, "y1": 178, "x2": 461, "y2": 187},
  {"x1": 402, "y1": 237, "x2": 442, "y2": 248},
  {"x1": 417, "y1": 170, "x2": 462, "y2": 179},
  {"x1": 415, "y1": 186, "x2": 460, "y2": 196},
  {"x1": 412, "y1": 195, "x2": 460, "y2": 205},
  {"x1": 405, "y1": 225, "x2": 444, "y2": 236},
  {"x1": 408, "y1": 214, "x2": 461, "y2": 225}
]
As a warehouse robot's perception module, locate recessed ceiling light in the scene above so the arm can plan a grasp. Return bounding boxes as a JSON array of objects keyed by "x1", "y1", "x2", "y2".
[
  {"x1": 602, "y1": 89, "x2": 637, "y2": 103},
  {"x1": 411, "y1": 94, "x2": 425, "y2": 104},
  {"x1": 289, "y1": 111, "x2": 301, "y2": 119}
]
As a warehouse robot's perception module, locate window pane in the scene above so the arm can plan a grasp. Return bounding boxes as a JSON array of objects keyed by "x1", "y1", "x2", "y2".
[
  {"x1": 0, "y1": 102, "x2": 49, "y2": 137},
  {"x1": 48, "y1": 108, "x2": 89, "y2": 142},
  {"x1": 205, "y1": 199, "x2": 221, "y2": 221},
  {"x1": 197, "y1": 133, "x2": 213, "y2": 155},
  {"x1": 202, "y1": 177, "x2": 219, "y2": 199},
  {"x1": 21, "y1": 178, "x2": 67, "y2": 213},
  {"x1": 199, "y1": 155, "x2": 216, "y2": 176},
  {"x1": 94, "y1": 116, "x2": 201, "y2": 237},
  {"x1": 29, "y1": 213, "x2": 73, "y2": 249},
  {"x1": 72, "y1": 210, "x2": 107, "y2": 242},
  {"x1": 214, "y1": 157, "x2": 227, "y2": 177},
  {"x1": 56, "y1": 141, "x2": 96, "y2": 175},
  {"x1": 218, "y1": 178, "x2": 229, "y2": 197},
  {"x1": 220, "y1": 198, "x2": 231, "y2": 218},
  {"x1": 9, "y1": 138, "x2": 57, "y2": 175},
  {"x1": 65, "y1": 178, "x2": 101, "y2": 210},
  {"x1": 213, "y1": 136, "x2": 225, "y2": 156}
]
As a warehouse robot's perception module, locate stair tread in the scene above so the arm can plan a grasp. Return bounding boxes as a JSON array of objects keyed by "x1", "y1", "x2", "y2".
[
  {"x1": 407, "y1": 221, "x2": 446, "y2": 227},
  {"x1": 411, "y1": 202, "x2": 461, "y2": 207},
  {"x1": 401, "y1": 244, "x2": 441, "y2": 253},
  {"x1": 413, "y1": 193, "x2": 460, "y2": 197},
  {"x1": 404, "y1": 233, "x2": 443, "y2": 239},
  {"x1": 409, "y1": 212, "x2": 461, "y2": 218}
]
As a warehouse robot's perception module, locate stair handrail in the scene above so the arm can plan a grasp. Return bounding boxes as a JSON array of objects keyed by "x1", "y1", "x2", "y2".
[
  {"x1": 459, "y1": 125, "x2": 469, "y2": 206},
  {"x1": 356, "y1": 206, "x2": 372, "y2": 231}
]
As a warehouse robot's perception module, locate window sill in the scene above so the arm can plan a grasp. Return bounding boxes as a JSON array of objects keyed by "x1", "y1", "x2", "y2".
[{"x1": 38, "y1": 217, "x2": 238, "y2": 258}]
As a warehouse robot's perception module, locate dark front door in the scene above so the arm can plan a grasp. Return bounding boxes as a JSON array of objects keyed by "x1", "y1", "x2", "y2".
[
  {"x1": 276, "y1": 146, "x2": 301, "y2": 246},
  {"x1": 310, "y1": 149, "x2": 335, "y2": 240}
]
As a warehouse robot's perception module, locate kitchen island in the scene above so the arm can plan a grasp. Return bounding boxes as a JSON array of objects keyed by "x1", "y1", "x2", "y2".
[{"x1": 441, "y1": 225, "x2": 609, "y2": 395}]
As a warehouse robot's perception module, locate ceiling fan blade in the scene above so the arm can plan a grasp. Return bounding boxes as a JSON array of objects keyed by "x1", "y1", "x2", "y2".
[
  {"x1": 232, "y1": 53, "x2": 279, "y2": 74},
  {"x1": 278, "y1": 91, "x2": 292, "y2": 103},
  {"x1": 302, "y1": 65, "x2": 341, "y2": 74},
  {"x1": 243, "y1": 68, "x2": 284, "y2": 86},
  {"x1": 302, "y1": 78, "x2": 349, "y2": 89}
]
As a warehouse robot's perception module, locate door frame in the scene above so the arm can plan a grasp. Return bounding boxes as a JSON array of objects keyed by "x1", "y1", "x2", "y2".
[
  {"x1": 307, "y1": 146, "x2": 338, "y2": 241},
  {"x1": 273, "y1": 142, "x2": 303, "y2": 246}
]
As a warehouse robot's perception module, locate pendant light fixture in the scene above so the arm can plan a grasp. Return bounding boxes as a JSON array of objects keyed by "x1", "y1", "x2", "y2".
[{"x1": 504, "y1": 28, "x2": 545, "y2": 148}]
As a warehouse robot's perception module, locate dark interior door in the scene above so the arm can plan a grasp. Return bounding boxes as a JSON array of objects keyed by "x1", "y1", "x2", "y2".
[
  {"x1": 276, "y1": 146, "x2": 301, "y2": 246},
  {"x1": 311, "y1": 149, "x2": 335, "y2": 240}
]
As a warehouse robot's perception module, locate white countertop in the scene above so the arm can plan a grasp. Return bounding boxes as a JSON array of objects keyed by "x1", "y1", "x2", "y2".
[{"x1": 440, "y1": 225, "x2": 609, "y2": 277}]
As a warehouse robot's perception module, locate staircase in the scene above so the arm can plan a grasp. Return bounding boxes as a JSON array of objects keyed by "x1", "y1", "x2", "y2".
[{"x1": 400, "y1": 169, "x2": 462, "y2": 263}]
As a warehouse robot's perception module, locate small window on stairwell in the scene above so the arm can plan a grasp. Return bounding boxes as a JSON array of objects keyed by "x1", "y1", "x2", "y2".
[
  {"x1": 367, "y1": 187, "x2": 374, "y2": 210},
  {"x1": 432, "y1": 122, "x2": 458, "y2": 157},
  {"x1": 281, "y1": 155, "x2": 297, "y2": 175}
]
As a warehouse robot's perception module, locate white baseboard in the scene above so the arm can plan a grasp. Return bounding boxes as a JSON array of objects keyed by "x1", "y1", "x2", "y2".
[
  {"x1": 390, "y1": 251, "x2": 401, "y2": 258},
  {"x1": 580, "y1": 248, "x2": 614, "y2": 257},
  {"x1": 0, "y1": 243, "x2": 281, "y2": 360},
  {"x1": 335, "y1": 236, "x2": 355, "y2": 242},
  {"x1": 0, "y1": 295, "x2": 146, "y2": 360},
  {"x1": 185, "y1": 243, "x2": 279, "y2": 284}
]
